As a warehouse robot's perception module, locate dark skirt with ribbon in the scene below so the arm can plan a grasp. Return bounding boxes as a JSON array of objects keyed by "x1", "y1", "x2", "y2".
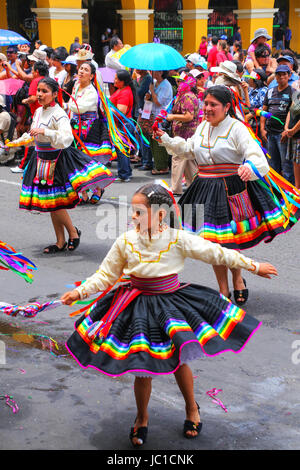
[
  {"x1": 66, "y1": 274, "x2": 261, "y2": 377},
  {"x1": 19, "y1": 143, "x2": 115, "y2": 212},
  {"x1": 178, "y1": 163, "x2": 300, "y2": 250},
  {"x1": 71, "y1": 111, "x2": 117, "y2": 165}
]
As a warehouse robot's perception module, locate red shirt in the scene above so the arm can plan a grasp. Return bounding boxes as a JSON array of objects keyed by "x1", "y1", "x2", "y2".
[
  {"x1": 28, "y1": 76, "x2": 42, "y2": 116},
  {"x1": 207, "y1": 45, "x2": 218, "y2": 69},
  {"x1": 216, "y1": 51, "x2": 233, "y2": 65},
  {"x1": 110, "y1": 86, "x2": 134, "y2": 118}
]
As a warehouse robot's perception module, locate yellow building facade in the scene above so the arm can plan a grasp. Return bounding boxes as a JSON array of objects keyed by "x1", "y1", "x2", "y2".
[{"x1": 0, "y1": 0, "x2": 300, "y2": 55}]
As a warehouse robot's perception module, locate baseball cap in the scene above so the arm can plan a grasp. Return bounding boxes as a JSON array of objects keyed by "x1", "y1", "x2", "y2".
[
  {"x1": 62, "y1": 55, "x2": 77, "y2": 65},
  {"x1": 277, "y1": 55, "x2": 294, "y2": 64},
  {"x1": 275, "y1": 64, "x2": 291, "y2": 74},
  {"x1": 6, "y1": 46, "x2": 18, "y2": 53},
  {"x1": 189, "y1": 69, "x2": 205, "y2": 78}
]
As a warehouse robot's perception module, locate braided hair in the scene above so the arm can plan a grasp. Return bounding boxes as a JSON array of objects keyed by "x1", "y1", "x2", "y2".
[{"x1": 134, "y1": 183, "x2": 178, "y2": 228}]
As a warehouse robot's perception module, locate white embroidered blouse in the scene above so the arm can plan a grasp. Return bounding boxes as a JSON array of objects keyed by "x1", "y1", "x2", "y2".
[
  {"x1": 69, "y1": 82, "x2": 98, "y2": 115},
  {"x1": 76, "y1": 227, "x2": 260, "y2": 299},
  {"x1": 160, "y1": 115, "x2": 269, "y2": 180},
  {"x1": 11, "y1": 103, "x2": 73, "y2": 149}
]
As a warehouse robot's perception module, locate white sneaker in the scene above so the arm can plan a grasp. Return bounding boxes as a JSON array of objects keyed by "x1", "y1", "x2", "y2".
[{"x1": 10, "y1": 166, "x2": 24, "y2": 173}]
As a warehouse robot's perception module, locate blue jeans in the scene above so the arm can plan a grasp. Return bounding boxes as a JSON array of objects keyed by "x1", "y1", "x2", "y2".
[
  {"x1": 267, "y1": 133, "x2": 295, "y2": 184},
  {"x1": 116, "y1": 148, "x2": 132, "y2": 180},
  {"x1": 140, "y1": 133, "x2": 153, "y2": 168}
]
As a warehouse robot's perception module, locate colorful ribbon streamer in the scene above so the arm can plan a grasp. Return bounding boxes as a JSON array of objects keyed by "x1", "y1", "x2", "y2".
[
  {"x1": 0, "y1": 300, "x2": 62, "y2": 318},
  {"x1": 0, "y1": 395, "x2": 19, "y2": 414},
  {"x1": 0, "y1": 240, "x2": 36, "y2": 283},
  {"x1": 206, "y1": 388, "x2": 228, "y2": 413}
]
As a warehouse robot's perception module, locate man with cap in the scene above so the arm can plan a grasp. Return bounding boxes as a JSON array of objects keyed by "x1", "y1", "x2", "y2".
[
  {"x1": 185, "y1": 53, "x2": 201, "y2": 71},
  {"x1": 268, "y1": 54, "x2": 299, "y2": 89},
  {"x1": 261, "y1": 64, "x2": 294, "y2": 183}
]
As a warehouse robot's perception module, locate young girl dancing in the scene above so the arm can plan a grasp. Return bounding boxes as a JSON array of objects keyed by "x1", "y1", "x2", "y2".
[{"x1": 61, "y1": 182, "x2": 277, "y2": 447}]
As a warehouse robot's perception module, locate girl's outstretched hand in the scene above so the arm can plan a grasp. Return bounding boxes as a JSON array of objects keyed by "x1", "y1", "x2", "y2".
[
  {"x1": 257, "y1": 262, "x2": 278, "y2": 279},
  {"x1": 61, "y1": 290, "x2": 80, "y2": 305},
  {"x1": 152, "y1": 128, "x2": 165, "y2": 143}
]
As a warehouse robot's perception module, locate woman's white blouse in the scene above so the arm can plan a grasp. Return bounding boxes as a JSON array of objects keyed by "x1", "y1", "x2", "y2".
[
  {"x1": 69, "y1": 82, "x2": 98, "y2": 114},
  {"x1": 160, "y1": 115, "x2": 269, "y2": 180},
  {"x1": 12, "y1": 104, "x2": 73, "y2": 149},
  {"x1": 76, "y1": 227, "x2": 260, "y2": 299}
]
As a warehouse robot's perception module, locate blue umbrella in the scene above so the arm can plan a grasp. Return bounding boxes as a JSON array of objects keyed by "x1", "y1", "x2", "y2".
[
  {"x1": 0, "y1": 29, "x2": 29, "y2": 46},
  {"x1": 119, "y1": 42, "x2": 186, "y2": 71}
]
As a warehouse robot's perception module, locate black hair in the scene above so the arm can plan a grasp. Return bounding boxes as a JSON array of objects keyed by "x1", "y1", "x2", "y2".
[
  {"x1": 35, "y1": 40, "x2": 42, "y2": 46},
  {"x1": 33, "y1": 60, "x2": 49, "y2": 77},
  {"x1": 232, "y1": 60, "x2": 244, "y2": 74},
  {"x1": 116, "y1": 69, "x2": 137, "y2": 109},
  {"x1": 38, "y1": 77, "x2": 59, "y2": 94},
  {"x1": 79, "y1": 61, "x2": 96, "y2": 77},
  {"x1": 203, "y1": 85, "x2": 237, "y2": 118},
  {"x1": 66, "y1": 62, "x2": 78, "y2": 77},
  {"x1": 254, "y1": 44, "x2": 270, "y2": 58},
  {"x1": 54, "y1": 47, "x2": 68, "y2": 61},
  {"x1": 43, "y1": 47, "x2": 54, "y2": 59},
  {"x1": 252, "y1": 68, "x2": 268, "y2": 88},
  {"x1": 211, "y1": 36, "x2": 218, "y2": 45},
  {"x1": 134, "y1": 183, "x2": 178, "y2": 228}
]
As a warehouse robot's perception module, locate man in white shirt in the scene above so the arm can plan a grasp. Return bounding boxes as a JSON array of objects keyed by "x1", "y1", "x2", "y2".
[{"x1": 104, "y1": 37, "x2": 125, "y2": 70}]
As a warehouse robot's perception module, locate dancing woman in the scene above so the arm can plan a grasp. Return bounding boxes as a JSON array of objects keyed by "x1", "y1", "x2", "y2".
[
  {"x1": 69, "y1": 61, "x2": 116, "y2": 204},
  {"x1": 154, "y1": 85, "x2": 300, "y2": 305},
  {"x1": 8, "y1": 77, "x2": 114, "y2": 253}
]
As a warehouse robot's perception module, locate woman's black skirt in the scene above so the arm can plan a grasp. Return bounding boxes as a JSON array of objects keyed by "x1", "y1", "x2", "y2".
[
  {"x1": 178, "y1": 174, "x2": 300, "y2": 250},
  {"x1": 19, "y1": 146, "x2": 114, "y2": 212}
]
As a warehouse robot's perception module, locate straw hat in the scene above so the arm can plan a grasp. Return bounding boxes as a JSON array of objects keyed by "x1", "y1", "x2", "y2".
[
  {"x1": 74, "y1": 48, "x2": 94, "y2": 61},
  {"x1": 0, "y1": 53, "x2": 7, "y2": 62},
  {"x1": 210, "y1": 60, "x2": 241, "y2": 82},
  {"x1": 28, "y1": 49, "x2": 47, "y2": 63}
]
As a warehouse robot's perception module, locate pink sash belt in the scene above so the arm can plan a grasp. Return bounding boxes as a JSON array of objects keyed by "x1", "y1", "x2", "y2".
[
  {"x1": 86, "y1": 274, "x2": 187, "y2": 341},
  {"x1": 197, "y1": 163, "x2": 240, "y2": 178}
]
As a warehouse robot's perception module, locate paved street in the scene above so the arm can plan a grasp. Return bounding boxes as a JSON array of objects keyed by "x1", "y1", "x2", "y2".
[{"x1": 0, "y1": 161, "x2": 300, "y2": 454}]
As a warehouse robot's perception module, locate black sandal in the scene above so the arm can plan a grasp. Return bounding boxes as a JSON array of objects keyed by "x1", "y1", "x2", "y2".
[
  {"x1": 67, "y1": 227, "x2": 81, "y2": 252},
  {"x1": 129, "y1": 425, "x2": 148, "y2": 447},
  {"x1": 90, "y1": 189, "x2": 104, "y2": 205},
  {"x1": 43, "y1": 242, "x2": 67, "y2": 254},
  {"x1": 233, "y1": 278, "x2": 248, "y2": 306},
  {"x1": 183, "y1": 403, "x2": 202, "y2": 439}
]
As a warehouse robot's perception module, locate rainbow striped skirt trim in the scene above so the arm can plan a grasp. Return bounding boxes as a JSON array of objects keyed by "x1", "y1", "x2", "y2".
[
  {"x1": 179, "y1": 172, "x2": 300, "y2": 250},
  {"x1": 66, "y1": 278, "x2": 261, "y2": 377},
  {"x1": 19, "y1": 146, "x2": 115, "y2": 212},
  {"x1": 72, "y1": 114, "x2": 117, "y2": 165}
]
